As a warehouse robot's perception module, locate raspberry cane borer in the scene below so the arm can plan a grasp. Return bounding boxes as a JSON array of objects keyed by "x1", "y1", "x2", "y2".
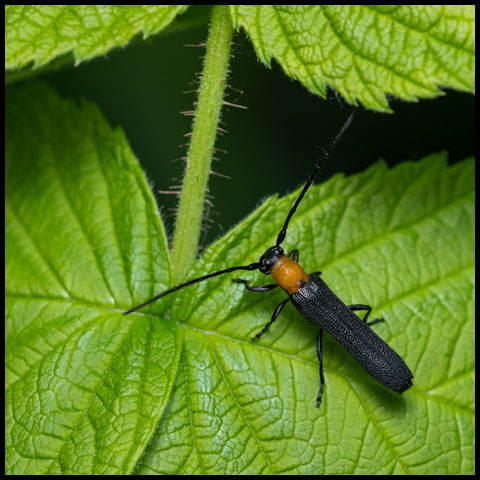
[{"x1": 125, "y1": 112, "x2": 413, "y2": 407}]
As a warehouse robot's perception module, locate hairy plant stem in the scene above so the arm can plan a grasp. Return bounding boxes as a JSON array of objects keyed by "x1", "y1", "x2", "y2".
[{"x1": 170, "y1": 5, "x2": 233, "y2": 282}]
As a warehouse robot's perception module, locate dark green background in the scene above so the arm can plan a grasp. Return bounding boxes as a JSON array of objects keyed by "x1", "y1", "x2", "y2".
[{"x1": 43, "y1": 7, "x2": 475, "y2": 248}]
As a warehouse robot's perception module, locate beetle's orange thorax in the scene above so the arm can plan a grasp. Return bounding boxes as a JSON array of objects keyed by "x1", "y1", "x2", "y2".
[{"x1": 270, "y1": 256, "x2": 309, "y2": 295}]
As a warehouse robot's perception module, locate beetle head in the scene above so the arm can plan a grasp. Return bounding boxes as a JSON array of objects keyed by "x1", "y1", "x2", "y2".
[{"x1": 258, "y1": 246, "x2": 284, "y2": 274}]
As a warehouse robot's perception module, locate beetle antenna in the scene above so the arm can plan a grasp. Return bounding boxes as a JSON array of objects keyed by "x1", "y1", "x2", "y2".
[
  {"x1": 276, "y1": 111, "x2": 356, "y2": 246},
  {"x1": 124, "y1": 262, "x2": 260, "y2": 314}
]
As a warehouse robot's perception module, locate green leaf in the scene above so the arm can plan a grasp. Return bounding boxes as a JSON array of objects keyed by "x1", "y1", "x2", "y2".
[
  {"x1": 5, "y1": 5, "x2": 189, "y2": 70},
  {"x1": 230, "y1": 5, "x2": 475, "y2": 112},
  {"x1": 5, "y1": 83, "x2": 474, "y2": 474},
  {"x1": 6, "y1": 6, "x2": 474, "y2": 111},
  {"x1": 136, "y1": 156, "x2": 475, "y2": 474},
  {"x1": 5, "y1": 83, "x2": 180, "y2": 475}
]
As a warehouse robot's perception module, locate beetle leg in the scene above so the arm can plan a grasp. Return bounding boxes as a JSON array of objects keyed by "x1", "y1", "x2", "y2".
[
  {"x1": 316, "y1": 329, "x2": 325, "y2": 408},
  {"x1": 348, "y1": 304, "x2": 384, "y2": 326},
  {"x1": 232, "y1": 278, "x2": 278, "y2": 292},
  {"x1": 287, "y1": 249, "x2": 299, "y2": 263},
  {"x1": 252, "y1": 298, "x2": 289, "y2": 341}
]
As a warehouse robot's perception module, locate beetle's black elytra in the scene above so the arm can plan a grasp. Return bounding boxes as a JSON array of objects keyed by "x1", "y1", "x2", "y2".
[{"x1": 125, "y1": 112, "x2": 414, "y2": 407}]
